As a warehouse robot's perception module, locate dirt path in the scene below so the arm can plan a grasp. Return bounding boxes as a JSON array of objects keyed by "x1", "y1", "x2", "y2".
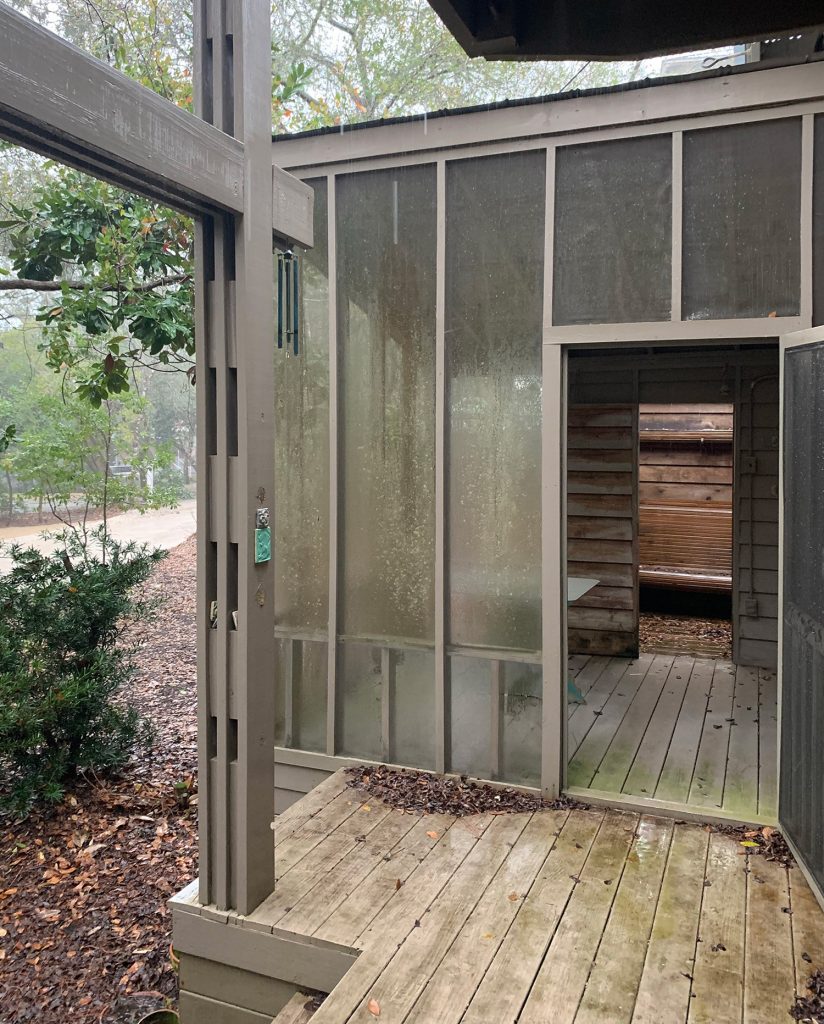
[{"x1": 0, "y1": 500, "x2": 197, "y2": 572}]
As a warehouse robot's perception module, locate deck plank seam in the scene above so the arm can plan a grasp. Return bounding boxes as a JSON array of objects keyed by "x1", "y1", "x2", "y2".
[
  {"x1": 648, "y1": 655, "x2": 701, "y2": 802},
  {"x1": 593, "y1": 653, "x2": 676, "y2": 792},
  {"x1": 351, "y1": 813, "x2": 496, "y2": 951},
  {"x1": 660, "y1": 657, "x2": 715, "y2": 805},
  {"x1": 399, "y1": 809, "x2": 568, "y2": 1024},
  {"x1": 683, "y1": 821, "x2": 714, "y2": 1023},
  {"x1": 623, "y1": 655, "x2": 697, "y2": 800},
  {"x1": 512, "y1": 809, "x2": 635, "y2": 1023},
  {"x1": 687, "y1": 661, "x2": 735, "y2": 809},
  {"x1": 568, "y1": 656, "x2": 646, "y2": 757},
  {"x1": 353, "y1": 813, "x2": 534, "y2": 1023},
  {"x1": 572, "y1": 654, "x2": 659, "y2": 785},
  {"x1": 717, "y1": 665, "x2": 743, "y2": 813},
  {"x1": 276, "y1": 806, "x2": 416, "y2": 934}
]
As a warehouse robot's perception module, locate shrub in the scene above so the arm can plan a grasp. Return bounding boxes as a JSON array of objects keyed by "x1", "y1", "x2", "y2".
[{"x1": 0, "y1": 529, "x2": 165, "y2": 815}]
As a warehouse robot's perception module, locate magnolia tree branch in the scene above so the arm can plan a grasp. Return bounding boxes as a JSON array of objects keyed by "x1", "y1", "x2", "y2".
[{"x1": 0, "y1": 273, "x2": 190, "y2": 292}]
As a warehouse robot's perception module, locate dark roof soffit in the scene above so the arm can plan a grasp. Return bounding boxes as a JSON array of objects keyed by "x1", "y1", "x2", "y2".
[{"x1": 425, "y1": 0, "x2": 824, "y2": 61}]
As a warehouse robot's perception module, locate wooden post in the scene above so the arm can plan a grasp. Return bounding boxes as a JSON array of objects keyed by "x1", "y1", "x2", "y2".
[{"x1": 194, "y1": 0, "x2": 276, "y2": 915}]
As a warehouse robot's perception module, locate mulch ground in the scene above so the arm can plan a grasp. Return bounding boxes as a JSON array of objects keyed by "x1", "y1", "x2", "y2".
[
  {"x1": 0, "y1": 535, "x2": 198, "y2": 1024},
  {"x1": 640, "y1": 611, "x2": 732, "y2": 659}
]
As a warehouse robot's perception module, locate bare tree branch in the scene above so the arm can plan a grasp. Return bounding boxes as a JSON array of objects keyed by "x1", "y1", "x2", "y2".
[{"x1": 0, "y1": 273, "x2": 190, "y2": 293}]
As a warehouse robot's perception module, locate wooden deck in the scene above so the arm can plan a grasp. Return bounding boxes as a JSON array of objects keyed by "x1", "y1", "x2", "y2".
[
  {"x1": 567, "y1": 654, "x2": 777, "y2": 821},
  {"x1": 249, "y1": 770, "x2": 824, "y2": 1024}
]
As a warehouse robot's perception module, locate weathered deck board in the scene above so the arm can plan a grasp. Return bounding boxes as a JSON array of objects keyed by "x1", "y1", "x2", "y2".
[
  {"x1": 566, "y1": 654, "x2": 777, "y2": 823},
  {"x1": 568, "y1": 656, "x2": 651, "y2": 758},
  {"x1": 573, "y1": 816, "x2": 673, "y2": 1024},
  {"x1": 743, "y1": 852, "x2": 796, "y2": 1023},
  {"x1": 201, "y1": 770, "x2": 823, "y2": 1024},
  {"x1": 518, "y1": 810, "x2": 637, "y2": 1024},
  {"x1": 790, "y1": 867, "x2": 824, "y2": 994},
  {"x1": 723, "y1": 664, "x2": 760, "y2": 816},
  {"x1": 460, "y1": 809, "x2": 602, "y2": 1024},
  {"x1": 591, "y1": 654, "x2": 676, "y2": 793},
  {"x1": 276, "y1": 807, "x2": 418, "y2": 935},
  {"x1": 567, "y1": 657, "x2": 657, "y2": 787},
  {"x1": 689, "y1": 661, "x2": 736, "y2": 808},
  {"x1": 622, "y1": 655, "x2": 695, "y2": 798},
  {"x1": 403, "y1": 810, "x2": 562, "y2": 1024},
  {"x1": 688, "y1": 832, "x2": 746, "y2": 1024},
  {"x1": 653, "y1": 657, "x2": 714, "y2": 803},
  {"x1": 757, "y1": 667, "x2": 778, "y2": 817},
  {"x1": 630, "y1": 822, "x2": 709, "y2": 1023}
]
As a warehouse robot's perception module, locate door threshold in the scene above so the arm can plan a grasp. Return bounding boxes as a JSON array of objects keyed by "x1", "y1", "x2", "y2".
[{"x1": 564, "y1": 785, "x2": 776, "y2": 829}]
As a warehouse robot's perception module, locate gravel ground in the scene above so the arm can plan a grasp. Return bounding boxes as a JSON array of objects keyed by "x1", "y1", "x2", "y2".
[{"x1": 0, "y1": 535, "x2": 198, "y2": 1024}]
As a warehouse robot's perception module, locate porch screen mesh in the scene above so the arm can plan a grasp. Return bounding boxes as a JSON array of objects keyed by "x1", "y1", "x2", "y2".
[
  {"x1": 274, "y1": 178, "x2": 329, "y2": 751},
  {"x1": 274, "y1": 177, "x2": 329, "y2": 633},
  {"x1": 553, "y1": 134, "x2": 672, "y2": 325},
  {"x1": 781, "y1": 341, "x2": 824, "y2": 895},
  {"x1": 336, "y1": 164, "x2": 437, "y2": 643},
  {"x1": 445, "y1": 150, "x2": 544, "y2": 653},
  {"x1": 682, "y1": 118, "x2": 802, "y2": 320}
]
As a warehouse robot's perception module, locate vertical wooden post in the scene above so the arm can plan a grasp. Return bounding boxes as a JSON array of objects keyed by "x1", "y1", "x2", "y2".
[
  {"x1": 435, "y1": 159, "x2": 447, "y2": 774},
  {"x1": 194, "y1": 0, "x2": 275, "y2": 915}
]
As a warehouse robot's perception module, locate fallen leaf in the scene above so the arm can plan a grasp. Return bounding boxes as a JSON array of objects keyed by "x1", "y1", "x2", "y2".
[
  {"x1": 508, "y1": 892, "x2": 519, "y2": 902},
  {"x1": 740, "y1": 840, "x2": 760, "y2": 848},
  {"x1": 426, "y1": 831, "x2": 439, "y2": 840},
  {"x1": 394, "y1": 879, "x2": 402, "y2": 891},
  {"x1": 368, "y1": 998, "x2": 381, "y2": 1017},
  {"x1": 481, "y1": 932, "x2": 494, "y2": 940}
]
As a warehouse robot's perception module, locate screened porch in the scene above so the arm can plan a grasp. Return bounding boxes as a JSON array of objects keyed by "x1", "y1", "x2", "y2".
[{"x1": 267, "y1": 62, "x2": 824, "y2": 816}]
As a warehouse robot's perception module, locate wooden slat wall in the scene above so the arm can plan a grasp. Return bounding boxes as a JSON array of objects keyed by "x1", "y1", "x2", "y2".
[
  {"x1": 568, "y1": 347, "x2": 779, "y2": 670},
  {"x1": 567, "y1": 405, "x2": 639, "y2": 657},
  {"x1": 639, "y1": 407, "x2": 733, "y2": 580}
]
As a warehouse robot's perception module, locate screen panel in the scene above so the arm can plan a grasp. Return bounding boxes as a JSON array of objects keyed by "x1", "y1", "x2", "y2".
[
  {"x1": 337, "y1": 164, "x2": 437, "y2": 643},
  {"x1": 683, "y1": 119, "x2": 802, "y2": 320},
  {"x1": 274, "y1": 177, "x2": 330, "y2": 632},
  {"x1": 781, "y1": 340, "x2": 824, "y2": 897},
  {"x1": 446, "y1": 150, "x2": 544, "y2": 653},
  {"x1": 554, "y1": 134, "x2": 672, "y2": 325}
]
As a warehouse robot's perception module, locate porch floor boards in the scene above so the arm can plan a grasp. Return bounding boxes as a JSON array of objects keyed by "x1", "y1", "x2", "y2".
[
  {"x1": 256, "y1": 770, "x2": 821, "y2": 1024},
  {"x1": 567, "y1": 653, "x2": 777, "y2": 821}
]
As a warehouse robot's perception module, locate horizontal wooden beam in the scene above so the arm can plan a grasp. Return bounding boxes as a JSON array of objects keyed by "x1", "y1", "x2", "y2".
[
  {"x1": 273, "y1": 165, "x2": 314, "y2": 248},
  {"x1": 0, "y1": 4, "x2": 244, "y2": 215}
]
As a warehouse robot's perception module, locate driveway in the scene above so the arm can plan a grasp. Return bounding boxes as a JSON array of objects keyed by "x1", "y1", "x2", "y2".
[{"x1": 0, "y1": 499, "x2": 197, "y2": 572}]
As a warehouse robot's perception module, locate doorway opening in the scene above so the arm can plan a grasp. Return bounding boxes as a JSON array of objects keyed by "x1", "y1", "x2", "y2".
[
  {"x1": 638, "y1": 402, "x2": 733, "y2": 660},
  {"x1": 565, "y1": 344, "x2": 778, "y2": 821}
]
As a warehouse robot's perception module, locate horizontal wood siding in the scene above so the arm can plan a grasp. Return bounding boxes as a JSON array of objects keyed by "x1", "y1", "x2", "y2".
[
  {"x1": 735, "y1": 368, "x2": 779, "y2": 669},
  {"x1": 567, "y1": 405, "x2": 638, "y2": 658}
]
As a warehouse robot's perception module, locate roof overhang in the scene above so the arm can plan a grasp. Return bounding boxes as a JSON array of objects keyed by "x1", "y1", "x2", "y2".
[{"x1": 426, "y1": 0, "x2": 824, "y2": 60}]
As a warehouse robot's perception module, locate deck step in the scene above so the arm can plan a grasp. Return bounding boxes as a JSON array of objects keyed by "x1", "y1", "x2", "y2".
[{"x1": 272, "y1": 992, "x2": 320, "y2": 1024}]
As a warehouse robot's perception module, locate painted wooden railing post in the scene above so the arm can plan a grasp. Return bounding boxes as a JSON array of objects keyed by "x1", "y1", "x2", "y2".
[{"x1": 194, "y1": 0, "x2": 276, "y2": 915}]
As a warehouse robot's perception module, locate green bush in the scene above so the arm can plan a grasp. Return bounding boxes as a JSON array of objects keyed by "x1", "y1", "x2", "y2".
[{"x1": 0, "y1": 530, "x2": 165, "y2": 815}]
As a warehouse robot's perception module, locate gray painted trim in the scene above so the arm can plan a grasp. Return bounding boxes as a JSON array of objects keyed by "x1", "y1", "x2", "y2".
[
  {"x1": 564, "y1": 786, "x2": 777, "y2": 828},
  {"x1": 272, "y1": 64, "x2": 824, "y2": 170},
  {"x1": 671, "y1": 131, "x2": 684, "y2": 322},
  {"x1": 326, "y1": 173, "x2": 339, "y2": 757},
  {"x1": 0, "y1": 3, "x2": 244, "y2": 215},
  {"x1": 173, "y1": 910, "x2": 357, "y2": 992},
  {"x1": 435, "y1": 159, "x2": 447, "y2": 774}
]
